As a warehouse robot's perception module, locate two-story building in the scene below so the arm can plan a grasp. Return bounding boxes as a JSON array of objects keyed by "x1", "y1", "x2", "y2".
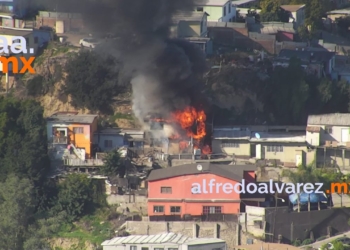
[
  {"x1": 212, "y1": 126, "x2": 307, "y2": 167},
  {"x1": 280, "y1": 5, "x2": 306, "y2": 28},
  {"x1": 47, "y1": 112, "x2": 98, "y2": 160},
  {"x1": 273, "y1": 49, "x2": 336, "y2": 78},
  {"x1": 147, "y1": 162, "x2": 257, "y2": 220},
  {"x1": 194, "y1": 0, "x2": 236, "y2": 22}
]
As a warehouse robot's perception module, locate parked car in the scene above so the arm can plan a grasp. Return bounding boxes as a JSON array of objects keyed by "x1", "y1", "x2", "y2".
[
  {"x1": 318, "y1": 242, "x2": 333, "y2": 250},
  {"x1": 79, "y1": 38, "x2": 100, "y2": 48}
]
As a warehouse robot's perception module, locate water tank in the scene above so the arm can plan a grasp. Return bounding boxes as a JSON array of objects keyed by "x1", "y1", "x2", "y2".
[{"x1": 194, "y1": 149, "x2": 201, "y2": 155}]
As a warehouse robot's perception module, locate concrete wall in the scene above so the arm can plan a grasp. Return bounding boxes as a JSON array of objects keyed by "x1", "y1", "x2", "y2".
[
  {"x1": 262, "y1": 143, "x2": 307, "y2": 165},
  {"x1": 107, "y1": 194, "x2": 148, "y2": 215},
  {"x1": 212, "y1": 139, "x2": 250, "y2": 156},
  {"x1": 240, "y1": 206, "x2": 265, "y2": 238},
  {"x1": 307, "y1": 125, "x2": 350, "y2": 146},
  {"x1": 265, "y1": 207, "x2": 350, "y2": 243},
  {"x1": 124, "y1": 221, "x2": 239, "y2": 249},
  {"x1": 36, "y1": 12, "x2": 85, "y2": 32}
]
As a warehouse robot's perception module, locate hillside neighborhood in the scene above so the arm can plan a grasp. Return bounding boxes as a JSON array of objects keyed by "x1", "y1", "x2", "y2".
[{"x1": 4, "y1": 0, "x2": 350, "y2": 250}]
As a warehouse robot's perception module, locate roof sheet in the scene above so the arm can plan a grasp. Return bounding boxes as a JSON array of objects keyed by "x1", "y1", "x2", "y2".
[
  {"x1": 196, "y1": 0, "x2": 229, "y2": 6},
  {"x1": 0, "y1": 27, "x2": 32, "y2": 37},
  {"x1": 172, "y1": 11, "x2": 208, "y2": 23},
  {"x1": 147, "y1": 162, "x2": 256, "y2": 182},
  {"x1": 307, "y1": 113, "x2": 350, "y2": 126},
  {"x1": 102, "y1": 233, "x2": 222, "y2": 246},
  {"x1": 213, "y1": 129, "x2": 250, "y2": 139},
  {"x1": 249, "y1": 132, "x2": 306, "y2": 143},
  {"x1": 232, "y1": 0, "x2": 257, "y2": 6},
  {"x1": 278, "y1": 49, "x2": 335, "y2": 63},
  {"x1": 47, "y1": 112, "x2": 97, "y2": 124},
  {"x1": 280, "y1": 5, "x2": 305, "y2": 12},
  {"x1": 327, "y1": 9, "x2": 350, "y2": 15}
]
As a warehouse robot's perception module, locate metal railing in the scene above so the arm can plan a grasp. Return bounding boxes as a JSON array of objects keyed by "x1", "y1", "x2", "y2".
[
  {"x1": 49, "y1": 136, "x2": 68, "y2": 144},
  {"x1": 64, "y1": 158, "x2": 104, "y2": 166}
]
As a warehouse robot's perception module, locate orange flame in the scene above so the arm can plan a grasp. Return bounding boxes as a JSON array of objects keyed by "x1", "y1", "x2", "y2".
[
  {"x1": 172, "y1": 106, "x2": 206, "y2": 140},
  {"x1": 202, "y1": 145, "x2": 212, "y2": 155}
]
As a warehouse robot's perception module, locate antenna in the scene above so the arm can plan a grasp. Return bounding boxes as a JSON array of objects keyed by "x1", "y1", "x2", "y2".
[
  {"x1": 197, "y1": 164, "x2": 203, "y2": 171},
  {"x1": 255, "y1": 133, "x2": 261, "y2": 139}
]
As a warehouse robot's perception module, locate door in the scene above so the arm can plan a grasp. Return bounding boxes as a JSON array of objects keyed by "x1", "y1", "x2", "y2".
[
  {"x1": 296, "y1": 154, "x2": 302, "y2": 166},
  {"x1": 55, "y1": 20, "x2": 64, "y2": 34},
  {"x1": 256, "y1": 144, "x2": 261, "y2": 159},
  {"x1": 341, "y1": 128, "x2": 349, "y2": 142}
]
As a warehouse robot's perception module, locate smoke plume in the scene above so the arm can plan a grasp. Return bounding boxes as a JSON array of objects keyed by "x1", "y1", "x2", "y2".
[{"x1": 38, "y1": 0, "x2": 209, "y2": 131}]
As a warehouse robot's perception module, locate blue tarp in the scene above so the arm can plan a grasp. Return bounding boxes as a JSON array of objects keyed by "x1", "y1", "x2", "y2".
[{"x1": 289, "y1": 192, "x2": 328, "y2": 205}]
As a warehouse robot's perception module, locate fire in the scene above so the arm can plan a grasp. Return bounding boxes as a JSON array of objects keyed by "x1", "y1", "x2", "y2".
[
  {"x1": 202, "y1": 145, "x2": 212, "y2": 155},
  {"x1": 172, "y1": 106, "x2": 207, "y2": 140}
]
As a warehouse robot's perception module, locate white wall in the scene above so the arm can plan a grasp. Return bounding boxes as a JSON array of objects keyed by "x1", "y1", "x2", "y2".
[
  {"x1": 307, "y1": 125, "x2": 350, "y2": 146},
  {"x1": 240, "y1": 206, "x2": 265, "y2": 238}
]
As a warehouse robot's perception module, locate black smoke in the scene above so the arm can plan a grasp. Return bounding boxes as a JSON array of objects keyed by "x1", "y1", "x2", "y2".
[{"x1": 36, "y1": 0, "x2": 209, "y2": 124}]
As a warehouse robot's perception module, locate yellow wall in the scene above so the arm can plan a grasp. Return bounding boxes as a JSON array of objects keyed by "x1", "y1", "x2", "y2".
[
  {"x1": 262, "y1": 144, "x2": 307, "y2": 163},
  {"x1": 67, "y1": 118, "x2": 98, "y2": 158},
  {"x1": 212, "y1": 139, "x2": 251, "y2": 156}
]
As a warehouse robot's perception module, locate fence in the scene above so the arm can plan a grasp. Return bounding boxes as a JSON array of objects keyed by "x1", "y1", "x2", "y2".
[
  {"x1": 149, "y1": 214, "x2": 237, "y2": 222},
  {"x1": 64, "y1": 158, "x2": 104, "y2": 166}
]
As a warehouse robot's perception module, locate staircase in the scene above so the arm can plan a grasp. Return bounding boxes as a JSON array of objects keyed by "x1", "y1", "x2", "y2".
[{"x1": 70, "y1": 144, "x2": 84, "y2": 160}]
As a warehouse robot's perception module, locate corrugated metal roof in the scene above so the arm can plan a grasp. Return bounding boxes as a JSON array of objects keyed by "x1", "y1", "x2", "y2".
[
  {"x1": 0, "y1": 27, "x2": 32, "y2": 37},
  {"x1": 147, "y1": 162, "x2": 256, "y2": 182},
  {"x1": 249, "y1": 132, "x2": 306, "y2": 143},
  {"x1": 102, "y1": 233, "x2": 190, "y2": 246},
  {"x1": 213, "y1": 129, "x2": 250, "y2": 139},
  {"x1": 47, "y1": 112, "x2": 97, "y2": 124},
  {"x1": 102, "y1": 233, "x2": 225, "y2": 246},
  {"x1": 307, "y1": 113, "x2": 350, "y2": 126},
  {"x1": 261, "y1": 26, "x2": 296, "y2": 34}
]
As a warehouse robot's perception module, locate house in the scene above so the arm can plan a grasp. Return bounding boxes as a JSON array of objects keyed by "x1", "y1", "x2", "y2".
[
  {"x1": 93, "y1": 128, "x2": 145, "y2": 152},
  {"x1": 273, "y1": 49, "x2": 336, "y2": 78},
  {"x1": 280, "y1": 5, "x2": 306, "y2": 28},
  {"x1": 36, "y1": 11, "x2": 85, "y2": 33},
  {"x1": 0, "y1": 27, "x2": 39, "y2": 73},
  {"x1": 306, "y1": 113, "x2": 350, "y2": 147},
  {"x1": 331, "y1": 55, "x2": 350, "y2": 82},
  {"x1": 232, "y1": 0, "x2": 258, "y2": 8},
  {"x1": 0, "y1": 0, "x2": 29, "y2": 18},
  {"x1": 171, "y1": 11, "x2": 209, "y2": 38},
  {"x1": 147, "y1": 162, "x2": 257, "y2": 220},
  {"x1": 47, "y1": 112, "x2": 98, "y2": 160},
  {"x1": 212, "y1": 126, "x2": 307, "y2": 167},
  {"x1": 194, "y1": 0, "x2": 236, "y2": 22},
  {"x1": 101, "y1": 233, "x2": 227, "y2": 250},
  {"x1": 327, "y1": 8, "x2": 350, "y2": 22}
]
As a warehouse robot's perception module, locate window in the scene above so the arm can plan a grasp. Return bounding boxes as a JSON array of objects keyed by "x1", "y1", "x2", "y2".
[
  {"x1": 228, "y1": 3, "x2": 231, "y2": 13},
  {"x1": 203, "y1": 206, "x2": 222, "y2": 214},
  {"x1": 168, "y1": 249, "x2": 178, "y2": 250},
  {"x1": 104, "y1": 140, "x2": 113, "y2": 148},
  {"x1": 141, "y1": 248, "x2": 149, "y2": 250},
  {"x1": 223, "y1": 6, "x2": 226, "y2": 15},
  {"x1": 154, "y1": 248, "x2": 164, "y2": 250},
  {"x1": 325, "y1": 126, "x2": 332, "y2": 134},
  {"x1": 221, "y1": 141, "x2": 239, "y2": 148},
  {"x1": 130, "y1": 247, "x2": 137, "y2": 250},
  {"x1": 267, "y1": 145, "x2": 283, "y2": 152},
  {"x1": 170, "y1": 206, "x2": 181, "y2": 213},
  {"x1": 73, "y1": 127, "x2": 84, "y2": 134},
  {"x1": 154, "y1": 206, "x2": 164, "y2": 213},
  {"x1": 196, "y1": 7, "x2": 203, "y2": 12},
  {"x1": 161, "y1": 187, "x2": 172, "y2": 193},
  {"x1": 34, "y1": 37, "x2": 38, "y2": 44}
]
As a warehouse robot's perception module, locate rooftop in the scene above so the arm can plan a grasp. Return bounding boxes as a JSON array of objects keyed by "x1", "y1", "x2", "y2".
[
  {"x1": 232, "y1": 0, "x2": 258, "y2": 6},
  {"x1": 261, "y1": 26, "x2": 296, "y2": 34},
  {"x1": 172, "y1": 11, "x2": 208, "y2": 23},
  {"x1": 308, "y1": 113, "x2": 350, "y2": 126},
  {"x1": 96, "y1": 128, "x2": 144, "y2": 135},
  {"x1": 196, "y1": 0, "x2": 229, "y2": 6},
  {"x1": 277, "y1": 49, "x2": 335, "y2": 63},
  {"x1": 280, "y1": 4, "x2": 305, "y2": 12},
  {"x1": 0, "y1": 27, "x2": 33, "y2": 37},
  {"x1": 147, "y1": 162, "x2": 256, "y2": 182},
  {"x1": 47, "y1": 112, "x2": 97, "y2": 124},
  {"x1": 249, "y1": 132, "x2": 306, "y2": 143},
  {"x1": 102, "y1": 233, "x2": 225, "y2": 246},
  {"x1": 327, "y1": 8, "x2": 350, "y2": 15}
]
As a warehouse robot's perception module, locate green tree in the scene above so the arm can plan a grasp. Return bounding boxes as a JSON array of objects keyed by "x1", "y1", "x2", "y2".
[
  {"x1": 0, "y1": 174, "x2": 36, "y2": 249},
  {"x1": 63, "y1": 50, "x2": 122, "y2": 113},
  {"x1": 53, "y1": 174, "x2": 93, "y2": 222},
  {"x1": 102, "y1": 150, "x2": 125, "y2": 177}
]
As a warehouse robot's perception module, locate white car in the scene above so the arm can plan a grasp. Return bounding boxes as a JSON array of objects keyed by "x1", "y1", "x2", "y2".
[
  {"x1": 79, "y1": 38, "x2": 100, "y2": 48},
  {"x1": 319, "y1": 243, "x2": 333, "y2": 250}
]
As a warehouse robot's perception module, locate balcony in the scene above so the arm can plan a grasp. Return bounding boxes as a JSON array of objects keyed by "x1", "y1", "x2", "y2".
[
  {"x1": 64, "y1": 158, "x2": 104, "y2": 167},
  {"x1": 50, "y1": 136, "x2": 68, "y2": 144}
]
